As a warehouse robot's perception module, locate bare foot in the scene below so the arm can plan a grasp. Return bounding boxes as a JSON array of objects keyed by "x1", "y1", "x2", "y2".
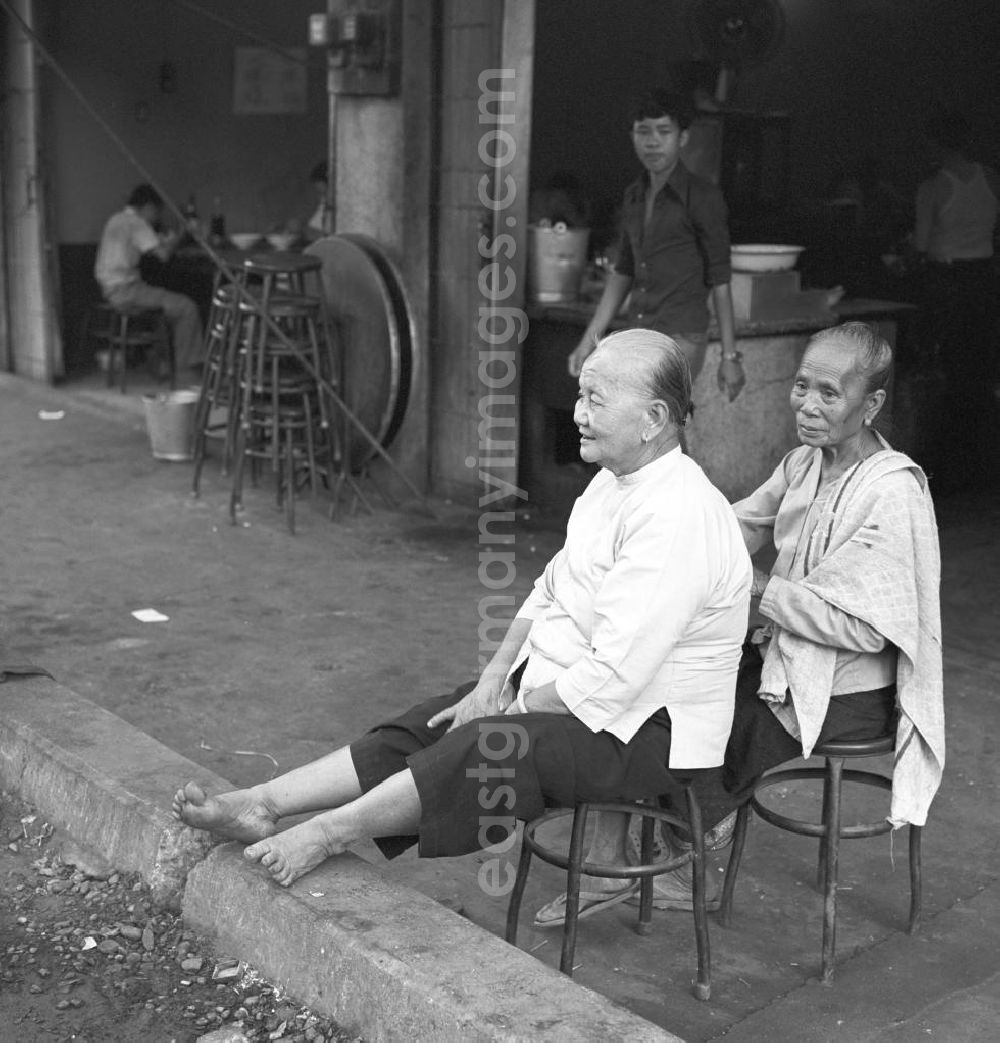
[
  {"x1": 244, "y1": 816, "x2": 346, "y2": 887},
  {"x1": 171, "y1": 781, "x2": 278, "y2": 844}
]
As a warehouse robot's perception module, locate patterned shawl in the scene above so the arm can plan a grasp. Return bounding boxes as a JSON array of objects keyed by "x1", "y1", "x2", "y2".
[{"x1": 758, "y1": 449, "x2": 945, "y2": 827}]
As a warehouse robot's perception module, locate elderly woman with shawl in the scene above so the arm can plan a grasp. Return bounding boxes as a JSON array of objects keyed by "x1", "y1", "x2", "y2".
[
  {"x1": 723, "y1": 320, "x2": 944, "y2": 834},
  {"x1": 535, "y1": 320, "x2": 945, "y2": 921}
]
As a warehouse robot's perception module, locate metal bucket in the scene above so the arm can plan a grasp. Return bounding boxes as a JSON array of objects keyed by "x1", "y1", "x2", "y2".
[
  {"x1": 528, "y1": 223, "x2": 590, "y2": 303},
  {"x1": 142, "y1": 389, "x2": 200, "y2": 461}
]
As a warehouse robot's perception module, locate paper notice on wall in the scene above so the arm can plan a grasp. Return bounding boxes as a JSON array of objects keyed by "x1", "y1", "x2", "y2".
[{"x1": 233, "y1": 47, "x2": 307, "y2": 115}]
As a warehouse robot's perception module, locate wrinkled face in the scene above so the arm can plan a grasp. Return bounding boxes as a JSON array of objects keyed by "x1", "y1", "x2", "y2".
[
  {"x1": 631, "y1": 115, "x2": 688, "y2": 176},
  {"x1": 790, "y1": 340, "x2": 878, "y2": 451},
  {"x1": 574, "y1": 350, "x2": 654, "y2": 476}
]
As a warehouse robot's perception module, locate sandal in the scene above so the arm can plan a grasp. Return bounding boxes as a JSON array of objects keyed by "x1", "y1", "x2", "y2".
[{"x1": 533, "y1": 882, "x2": 639, "y2": 929}]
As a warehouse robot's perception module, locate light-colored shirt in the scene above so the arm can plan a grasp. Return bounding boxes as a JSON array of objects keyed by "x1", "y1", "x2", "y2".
[
  {"x1": 94, "y1": 207, "x2": 160, "y2": 293},
  {"x1": 308, "y1": 200, "x2": 332, "y2": 236},
  {"x1": 915, "y1": 163, "x2": 997, "y2": 262},
  {"x1": 511, "y1": 448, "x2": 751, "y2": 768},
  {"x1": 734, "y1": 445, "x2": 898, "y2": 695}
]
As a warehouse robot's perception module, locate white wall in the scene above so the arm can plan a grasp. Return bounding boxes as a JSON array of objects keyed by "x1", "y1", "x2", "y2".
[{"x1": 47, "y1": 0, "x2": 328, "y2": 242}]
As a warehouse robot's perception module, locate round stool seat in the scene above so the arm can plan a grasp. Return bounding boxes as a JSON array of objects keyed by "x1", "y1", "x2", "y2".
[
  {"x1": 814, "y1": 735, "x2": 894, "y2": 758},
  {"x1": 266, "y1": 296, "x2": 322, "y2": 319},
  {"x1": 243, "y1": 252, "x2": 322, "y2": 276}
]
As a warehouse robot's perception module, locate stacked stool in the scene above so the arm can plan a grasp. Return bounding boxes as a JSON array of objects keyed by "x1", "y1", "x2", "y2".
[
  {"x1": 191, "y1": 257, "x2": 248, "y2": 491},
  {"x1": 226, "y1": 252, "x2": 340, "y2": 533}
]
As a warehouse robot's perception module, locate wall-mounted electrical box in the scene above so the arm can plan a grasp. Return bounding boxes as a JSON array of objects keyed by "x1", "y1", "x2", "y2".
[{"x1": 308, "y1": 0, "x2": 401, "y2": 96}]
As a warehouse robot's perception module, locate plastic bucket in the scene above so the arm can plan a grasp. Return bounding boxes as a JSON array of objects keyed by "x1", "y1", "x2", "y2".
[
  {"x1": 142, "y1": 389, "x2": 200, "y2": 461},
  {"x1": 528, "y1": 224, "x2": 590, "y2": 303}
]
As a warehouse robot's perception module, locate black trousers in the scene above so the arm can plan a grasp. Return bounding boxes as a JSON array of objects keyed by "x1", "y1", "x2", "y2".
[
  {"x1": 350, "y1": 682, "x2": 731, "y2": 859},
  {"x1": 721, "y1": 639, "x2": 897, "y2": 807}
]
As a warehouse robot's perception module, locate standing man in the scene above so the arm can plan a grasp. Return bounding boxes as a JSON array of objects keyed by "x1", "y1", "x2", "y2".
[
  {"x1": 568, "y1": 89, "x2": 744, "y2": 402},
  {"x1": 94, "y1": 184, "x2": 204, "y2": 382},
  {"x1": 913, "y1": 110, "x2": 1000, "y2": 492},
  {"x1": 304, "y1": 162, "x2": 334, "y2": 242}
]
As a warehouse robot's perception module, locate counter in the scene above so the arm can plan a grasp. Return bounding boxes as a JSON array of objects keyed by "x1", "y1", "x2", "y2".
[{"x1": 519, "y1": 297, "x2": 916, "y2": 510}]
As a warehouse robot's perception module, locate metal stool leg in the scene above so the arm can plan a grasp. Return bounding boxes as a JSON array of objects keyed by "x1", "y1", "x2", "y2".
[
  {"x1": 284, "y1": 419, "x2": 297, "y2": 535},
  {"x1": 560, "y1": 803, "x2": 590, "y2": 976},
  {"x1": 504, "y1": 837, "x2": 534, "y2": 948},
  {"x1": 821, "y1": 756, "x2": 844, "y2": 984},
  {"x1": 686, "y1": 788, "x2": 712, "y2": 1001},
  {"x1": 109, "y1": 313, "x2": 128, "y2": 392},
  {"x1": 191, "y1": 353, "x2": 220, "y2": 497},
  {"x1": 817, "y1": 761, "x2": 833, "y2": 893},
  {"x1": 636, "y1": 814, "x2": 655, "y2": 932},
  {"x1": 718, "y1": 801, "x2": 751, "y2": 928},
  {"x1": 908, "y1": 824, "x2": 922, "y2": 933},
  {"x1": 229, "y1": 424, "x2": 249, "y2": 524}
]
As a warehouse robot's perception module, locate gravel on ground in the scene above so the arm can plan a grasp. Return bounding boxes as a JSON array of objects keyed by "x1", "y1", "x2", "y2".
[{"x1": 0, "y1": 789, "x2": 361, "y2": 1043}]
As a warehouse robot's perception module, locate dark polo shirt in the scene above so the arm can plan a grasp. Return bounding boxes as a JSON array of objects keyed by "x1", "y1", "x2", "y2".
[{"x1": 613, "y1": 162, "x2": 732, "y2": 336}]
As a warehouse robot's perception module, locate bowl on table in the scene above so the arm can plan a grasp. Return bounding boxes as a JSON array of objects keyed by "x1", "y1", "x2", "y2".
[
  {"x1": 265, "y1": 232, "x2": 296, "y2": 251},
  {"x1": 731, "y1": 244, "x2": 805, "y2": 273},
  {"x1": 229, "y1": 232, "x2": 262, "y2": 251}
]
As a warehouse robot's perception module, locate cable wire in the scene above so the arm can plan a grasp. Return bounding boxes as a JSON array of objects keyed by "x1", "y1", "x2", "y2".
[{"x1": 165, "y1": 0, "x2": 314, "y2": 68}]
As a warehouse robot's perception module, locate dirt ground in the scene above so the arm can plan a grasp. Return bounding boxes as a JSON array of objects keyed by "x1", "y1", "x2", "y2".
[{"x1": 0, "y1": 790, "x2": 360, "y2": 1043}]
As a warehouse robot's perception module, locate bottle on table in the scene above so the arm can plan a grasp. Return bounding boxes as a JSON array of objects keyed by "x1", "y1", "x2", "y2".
[
  {"x1": 182, "y1": 193, "x2": 200, "y2": 240},
  {"x1": 209, "y1": 195, "x2": 227, "y2": 246}
]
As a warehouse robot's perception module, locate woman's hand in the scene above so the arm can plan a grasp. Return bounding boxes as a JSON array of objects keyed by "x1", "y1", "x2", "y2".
[
  {"x1": 503, "y1": 681, "x2": 569, "y2": 716},
  {"x1": 717, "y1": 356, "x2": 746, "y2": 402},
  {"x1": 427, "y1": 673, "x2": 513, "y2": 732},
  {"x1": 750, "y1": 566, "x2": 770, "y2": 599}
]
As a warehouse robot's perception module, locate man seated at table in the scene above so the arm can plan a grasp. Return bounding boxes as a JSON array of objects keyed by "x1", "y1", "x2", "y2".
[
  {"x1": 94, "y1": 183, "x2": 204, "y2": 383},
  {"x1": 172, "y1": 329, "x2": 752, "y2": 897}
]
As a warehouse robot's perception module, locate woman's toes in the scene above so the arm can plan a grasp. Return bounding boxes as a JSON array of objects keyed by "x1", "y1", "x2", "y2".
[
  {"x1": 182, "y1": 780, "x2": 206, "y2": 805},
  {"x1": 244, "y1": 841, "x2": 265, "y2": 863}
]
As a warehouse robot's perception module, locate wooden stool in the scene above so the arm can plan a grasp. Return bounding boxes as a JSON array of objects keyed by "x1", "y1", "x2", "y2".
[
  {"x1": 228, "y1": 294, "x2": 337, "y2": 533},
  {"x1": 242, "y1": 252, "x2": 339, "y2": 429},
  {"x1": 717, "y1": 734, "x2": 922, "y2": 984},
  {"x1": 229, "y1": 380, "x2": 328, "y2": 535},
  {"x1": 105, "y1": 304, "x2": 172, "y2": 393},
  {"x1": 78, "y1": 300, "x2": 116, "y2": 362},
  {"x1": 506, "y1": 791, "x2": 712, "y2": 1001}
]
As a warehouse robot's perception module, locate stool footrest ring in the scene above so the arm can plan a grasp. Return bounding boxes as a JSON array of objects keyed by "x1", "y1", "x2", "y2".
[{"x1": 752, "y1": 767, "x2": 893, "y2": 840}]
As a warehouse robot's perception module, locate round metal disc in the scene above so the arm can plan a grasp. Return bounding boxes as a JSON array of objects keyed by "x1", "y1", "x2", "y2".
[{"x1": 306, "y1": 235, "x2": 413, "y2": 472}]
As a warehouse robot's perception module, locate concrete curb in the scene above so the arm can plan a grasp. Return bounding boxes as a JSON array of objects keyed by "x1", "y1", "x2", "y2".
[
  {"x1": 0, "y1": 676, "x2": 217, "y2": 907},
  {"x1": 0, "y1": 678, "x2": 681, "y2": 1042},
  {"x1": 185, "y1": 846, "x2": 676, "y2": 1042}
]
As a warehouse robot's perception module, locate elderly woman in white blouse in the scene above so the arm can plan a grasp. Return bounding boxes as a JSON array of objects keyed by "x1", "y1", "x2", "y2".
[{"x1": 172, "y1": 329, "x2": 751, "y2": 890}]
